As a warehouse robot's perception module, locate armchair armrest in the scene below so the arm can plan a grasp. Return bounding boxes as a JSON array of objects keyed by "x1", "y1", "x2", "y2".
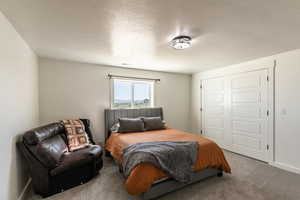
[{"x1": 18, "y1": 140, "x2": 50, "y2": 195}]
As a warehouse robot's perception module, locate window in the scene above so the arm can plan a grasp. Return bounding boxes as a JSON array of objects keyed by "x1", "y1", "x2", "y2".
[{"x1": 111, "y1": 79, "x2": 154, "y2": 108}]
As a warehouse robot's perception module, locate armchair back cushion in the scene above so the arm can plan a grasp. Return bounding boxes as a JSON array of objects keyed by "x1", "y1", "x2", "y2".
[
  {"x1": 24, "y1": 123, "x2": 65, "y2": 145},
  {"x1": 80, "y1": 119, "x2": 95, "y2": 144},
  {"x1": 24, "y1": 123, "x2": 68, "y2": 169},
  {"x1": 36, "y1": 135, "x2": 68, "y2": 168}
]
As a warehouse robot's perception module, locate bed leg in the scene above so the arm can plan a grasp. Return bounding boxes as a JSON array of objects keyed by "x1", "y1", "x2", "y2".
[
  {"x1": 105, "y1": 150, "x2": 112, "y2": 157},
  {"x1": 119, "y1": 165, "x2": 123, "y2": 173},
  {"x1": 217, "y1": 171, "x2": 223, "y2": 177}
]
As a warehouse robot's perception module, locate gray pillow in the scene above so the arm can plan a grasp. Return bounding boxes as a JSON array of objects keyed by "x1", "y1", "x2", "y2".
[
  {"x1": 142, "y1": 117, "x2": 166, "y2": 131},
  {"x1": 118, "y1": 118, "x2": 145, "y2": 133}
]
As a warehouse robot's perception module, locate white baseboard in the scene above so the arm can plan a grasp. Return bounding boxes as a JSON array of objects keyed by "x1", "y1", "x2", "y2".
[
  {"x1": 17, "y1": 178, "x2": 32, "y2": 200},
  {"x1": 270, "y1": 162, "x2": 300, "y2": 175}
]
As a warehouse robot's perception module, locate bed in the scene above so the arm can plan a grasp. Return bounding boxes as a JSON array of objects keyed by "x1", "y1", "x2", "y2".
[{"x1": 104, "y1": 107, "x2": 231, "y2": 199}]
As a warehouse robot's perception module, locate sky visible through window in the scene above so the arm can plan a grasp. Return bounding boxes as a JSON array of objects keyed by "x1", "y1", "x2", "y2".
[
  {"x1": 134, "y1": 83, "x2": 150, "y2": 101},
  {"x1": 113, "y1": 79, "x2": 152, "y2": 108},
  {"x1": 114, "y1": 81, "x2": 131, "y2": 101}
]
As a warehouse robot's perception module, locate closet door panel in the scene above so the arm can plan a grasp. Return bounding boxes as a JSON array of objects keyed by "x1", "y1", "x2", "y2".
[
  {"x1": 202, "y1": 77, "x2": 226, "y2": 145},
  {"x1": 201, "y1": 69, "x2": 269, "y2": 162},
  {"x1": 230, "y1": 70, "x2": 268, "y2": 161}
]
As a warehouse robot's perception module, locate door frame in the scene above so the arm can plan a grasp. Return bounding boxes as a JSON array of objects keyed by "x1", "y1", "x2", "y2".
[{"x1": 199, "y1": 59, "x2": 275, "y2": 163}]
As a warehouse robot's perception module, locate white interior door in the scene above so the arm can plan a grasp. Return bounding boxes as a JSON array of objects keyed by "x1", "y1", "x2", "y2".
[
  {"x1": 229, "y1": 70, "x2": 269, "y2": 161},
  {"x1": 202, "y1": 70, "x2": 269, "y2": 162},
  {"x1": 201, "y1": 77, "x2": 226, "y2": 146}
]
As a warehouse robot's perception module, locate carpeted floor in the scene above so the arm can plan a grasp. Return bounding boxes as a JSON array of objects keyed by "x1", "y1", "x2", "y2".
[{"x1": 26, "y1": 151, "x2": 300, "y2": 200}]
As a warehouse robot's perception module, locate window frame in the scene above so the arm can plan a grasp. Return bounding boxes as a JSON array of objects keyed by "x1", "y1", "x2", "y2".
[{"x1": 110, "y1": 78, "x2": 155, "y2": 109}]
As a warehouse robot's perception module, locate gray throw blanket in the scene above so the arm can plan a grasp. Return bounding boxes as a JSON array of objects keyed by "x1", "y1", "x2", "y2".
[{"x1": 122, "y1": 141, "x2": 198, "y2": 183}]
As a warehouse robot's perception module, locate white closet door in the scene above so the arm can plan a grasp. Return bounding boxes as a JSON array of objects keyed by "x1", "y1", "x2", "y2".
[
  {"x1": 229, "y1": 70, "x2": 268, "y2": 161},
  {"x1": 201, "y1": 77, "x2": 226, "y2": 146},
  {"x1": 201, "y1": 69, "x2": 269, "y2": 162}
]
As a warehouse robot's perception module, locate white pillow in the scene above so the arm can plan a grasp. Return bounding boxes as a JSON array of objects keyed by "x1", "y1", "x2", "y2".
[{"x1": 110, "y1": 123, "x2": 120, "y2": 133}]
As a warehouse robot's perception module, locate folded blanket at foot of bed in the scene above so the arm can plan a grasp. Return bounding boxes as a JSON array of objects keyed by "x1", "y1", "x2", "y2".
[{"x1": 122, "y1": 141, "x2": 198, "y2": 183}]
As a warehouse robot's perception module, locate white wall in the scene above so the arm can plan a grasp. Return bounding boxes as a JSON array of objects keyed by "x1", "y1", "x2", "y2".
[
  {"x1": 0, "y1": 11, "x2": 39, "y2": 200},
  {"x1": 274, "y1": 50, "x2": 300, "y2": 172},
  {"x1": 191, "y1": 48, "x2": 300, "y2": 174},
  {"x1": 39, "y1": 58, "x2": 191, "y2": 142}
]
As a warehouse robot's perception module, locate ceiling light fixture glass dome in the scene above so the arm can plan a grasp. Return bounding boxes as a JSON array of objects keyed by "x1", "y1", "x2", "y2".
[{"x1": 170, "y1": 35, "x2": 192, "y2": 50}]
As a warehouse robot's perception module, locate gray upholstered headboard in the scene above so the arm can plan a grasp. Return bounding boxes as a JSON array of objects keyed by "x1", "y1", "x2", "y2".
[{"x1": 104, "y1": 107, "x2": 163, "y2": 142}]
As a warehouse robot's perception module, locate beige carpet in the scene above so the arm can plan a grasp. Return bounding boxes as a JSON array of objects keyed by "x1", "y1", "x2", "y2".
[{"x1": 26, "y1": 151, "x2": 300, "y2": 200}]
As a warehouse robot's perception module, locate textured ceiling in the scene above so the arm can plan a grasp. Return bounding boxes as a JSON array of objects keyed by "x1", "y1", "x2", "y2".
[{"x1": 1, "y1": 0, "x2": 300, "y2": 73}]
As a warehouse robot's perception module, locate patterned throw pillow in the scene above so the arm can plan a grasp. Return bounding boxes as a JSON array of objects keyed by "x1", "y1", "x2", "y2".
[{"x1": 62, "y1": 119, "x2": 90, "y2": 151}]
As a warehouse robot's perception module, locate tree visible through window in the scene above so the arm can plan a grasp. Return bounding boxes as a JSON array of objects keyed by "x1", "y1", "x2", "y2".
[{"x1": 112, "y1": 79, "x2": 154, "y2": 108}]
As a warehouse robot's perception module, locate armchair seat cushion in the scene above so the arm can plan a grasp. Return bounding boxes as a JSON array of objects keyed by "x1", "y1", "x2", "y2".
[{"x1": 50, "y1": 145, "x2": 102, "y2": 176}]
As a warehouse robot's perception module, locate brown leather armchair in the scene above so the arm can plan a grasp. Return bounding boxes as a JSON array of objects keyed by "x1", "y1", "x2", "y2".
[{"x1": 18, "y1": 119, "x2": 103, "y2": 197}]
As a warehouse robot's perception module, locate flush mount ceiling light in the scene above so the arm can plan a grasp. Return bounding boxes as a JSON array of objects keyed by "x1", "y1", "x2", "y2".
[{"x1": 170, "y1": 35, "x2": 192, "y2": 50}]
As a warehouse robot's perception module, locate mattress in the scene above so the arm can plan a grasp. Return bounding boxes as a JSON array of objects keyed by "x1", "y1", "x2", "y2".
[{"x1": 105, "y1": 128, "x2": 231, "y2": 195}]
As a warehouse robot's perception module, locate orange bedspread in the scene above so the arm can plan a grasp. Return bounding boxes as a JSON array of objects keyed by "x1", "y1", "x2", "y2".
[{"x1": 105, "y1": 128, "x2": 231, "y2": 195}]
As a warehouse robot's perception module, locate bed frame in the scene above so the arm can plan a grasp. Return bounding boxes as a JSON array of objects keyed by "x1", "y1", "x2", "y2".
[{"x1": 104, "y1": 107, "x2": 223, "y2": 200}]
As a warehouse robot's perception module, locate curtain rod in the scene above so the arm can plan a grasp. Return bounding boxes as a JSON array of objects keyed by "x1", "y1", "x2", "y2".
[{"x1": 107, "y1": 74, "x2": 160, "y2": 82}]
